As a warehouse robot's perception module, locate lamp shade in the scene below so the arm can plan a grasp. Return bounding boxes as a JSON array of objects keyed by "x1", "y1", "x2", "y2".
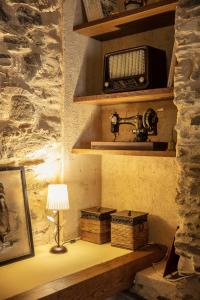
[{"x1": 46, "y1": 184, "x2": 69, "y2": 210}]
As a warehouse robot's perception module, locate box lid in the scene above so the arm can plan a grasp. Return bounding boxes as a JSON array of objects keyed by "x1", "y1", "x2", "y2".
[
  {"x1": 111, "y1": 210, "x2": 148, "y2": 225},
  {"x1": 81, "y1": 207, "x2": 116, "y2": 221}
]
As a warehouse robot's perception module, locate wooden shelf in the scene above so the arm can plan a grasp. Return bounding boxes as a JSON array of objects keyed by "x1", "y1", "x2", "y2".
[
  {"x1": 3, "y1": 242, "x2": 166, "y2": 300},
  {"x1": 74, "y1": 0, "x2": 177, "y2": 41},
  {"x1": 72, "y1": 148, "x2": 176, "y2": 157},
  {"x1": 74, "y1": 88, "x2": 174, "y2": 105}
]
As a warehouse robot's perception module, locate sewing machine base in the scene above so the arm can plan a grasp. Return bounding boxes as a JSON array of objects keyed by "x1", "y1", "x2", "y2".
[{"x1": 91, "y1": 141, "x2": 168, "y2": 151}]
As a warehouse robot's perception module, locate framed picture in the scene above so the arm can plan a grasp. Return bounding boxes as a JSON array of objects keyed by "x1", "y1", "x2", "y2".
[
  {"x1": 100, "y1": 0, "x2": 118, "y2": 17},
  {"x1": 83, "y1": 0, "x2": 118, "y2": 22},
  {"x1": 83, "y1": 0, "x2": 104, "y2": 22},
  {"x1": 0, "y1": 166, "x2": 34, "y2": 266}
]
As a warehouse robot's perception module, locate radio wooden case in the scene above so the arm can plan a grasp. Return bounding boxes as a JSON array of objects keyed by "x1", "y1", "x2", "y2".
[
  {"x1": 80, "y1": 207, "x2": 116, "y2": 244},
  {"x1": 111, "y1": 210, "x2": 148, "y2": 250},
  {"x1": 103, "y1": 45, "x2": 167, "y2": 93}
]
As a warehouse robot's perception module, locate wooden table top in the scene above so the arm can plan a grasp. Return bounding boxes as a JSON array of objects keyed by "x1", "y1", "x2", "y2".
[
  {"x1": 0, "y1": 241, "x2": 131, "y2": 299},
  {"x1": 0, "y1": 241, "x2": 166, "y2": 300}
]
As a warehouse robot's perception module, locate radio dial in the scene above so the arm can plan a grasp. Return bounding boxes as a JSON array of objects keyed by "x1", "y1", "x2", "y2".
[
  {"x1": 139, "y1": 76, "x2": 145, "y2": 83},
  {"x1": 104, "y1": 81, "x2": 109, "y2": 88}
]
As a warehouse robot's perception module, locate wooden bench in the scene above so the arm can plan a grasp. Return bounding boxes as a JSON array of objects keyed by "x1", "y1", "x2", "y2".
[{"x1": 0, "y1": 241, "x2": 166, "y2": 300}]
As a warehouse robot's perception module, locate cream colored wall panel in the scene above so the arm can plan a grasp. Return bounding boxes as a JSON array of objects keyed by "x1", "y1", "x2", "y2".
[
  {"x1": 63, "y1": 0, "x2": 102, "y2": 240},
  {"x1": 101, "y1": 156, "x2": 178, "y2": 247}
]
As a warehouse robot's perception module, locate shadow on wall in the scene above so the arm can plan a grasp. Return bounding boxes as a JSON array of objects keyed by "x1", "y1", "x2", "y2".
[
  {"x1": 148, "y1": 215, "x2": 176, "y2": 246},
  {"x1": 73, "y1": 0, "x2": 103, "y2": 96},
  {"x1": 74, "y1": 38, "x2": 103, "y2": 97},
  {"x1": 63, "y1": 0, "x2": 102, "y2": 241},
  {"x1": 63, "y1": 1, "x2": 102, "y2": 150},
  {"x1": 73, "y1": 107, "x2": 102, "y2": 149}
]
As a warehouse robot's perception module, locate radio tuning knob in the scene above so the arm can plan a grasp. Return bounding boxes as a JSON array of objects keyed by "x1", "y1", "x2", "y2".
[
  {"x1": 104, "y1": 82, "x2": 109, "y2": 88},
  {"x1": 139, "y1": 76, "x2": 145, "y2": 83}
]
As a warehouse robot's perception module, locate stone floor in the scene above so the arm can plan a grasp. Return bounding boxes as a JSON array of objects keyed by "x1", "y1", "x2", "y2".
[
  {"x1": 108, "y1": 262, "x2": 200, "y2": 300},
  {"x1": 107, "y1": 291, "x2": 145, "y2": 300},
  {"x1": 107, "y1": 261, "x2": 177, "y2": 300},
  {"x1": 131, "y1": 261, "x2": 177, "y2": 300}
]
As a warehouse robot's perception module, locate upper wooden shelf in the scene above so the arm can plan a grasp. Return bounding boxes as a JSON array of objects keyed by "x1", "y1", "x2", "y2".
[
  {"x1": 72, "y1": 148, "x2": 176, "y2": 158},
  {"x1": 74, "y1": 0, "x2": 177, "y2": 41},
  {"x1": 74, "y1": 88, "x2": 174, "y2": 105}
]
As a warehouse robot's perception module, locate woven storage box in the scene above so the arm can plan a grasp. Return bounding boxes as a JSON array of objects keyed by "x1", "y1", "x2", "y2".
[
  {"x1": 80, "y1": 207, "x2": 116, "y2": 244},
  {"x1": 111, "y1": 210, "x2": 148, "y2": 250}
]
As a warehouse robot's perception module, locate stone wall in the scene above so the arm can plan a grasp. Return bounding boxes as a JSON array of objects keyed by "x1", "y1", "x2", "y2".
[
  {"x1": 0, "y1": 0, "x2": 63, "y2": 245},
  {"x1": 174, "y1": 0, "x2": 200, "y2": 275}
]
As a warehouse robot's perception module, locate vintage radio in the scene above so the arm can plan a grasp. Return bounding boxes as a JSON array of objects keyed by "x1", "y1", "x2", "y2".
[{"x1": 103, "y1": 45, "x2": 167, "y2": 93}]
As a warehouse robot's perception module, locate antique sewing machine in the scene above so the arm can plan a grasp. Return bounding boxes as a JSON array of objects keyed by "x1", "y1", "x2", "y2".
[
  {"x1": 91, "y1": 108, "x2": 168, "y2": 151},
  {"x1": 110, "y1": 108, "x2": 158, "y2": 142}
]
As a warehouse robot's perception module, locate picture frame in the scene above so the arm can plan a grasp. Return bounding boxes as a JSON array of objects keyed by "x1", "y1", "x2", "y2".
[
  {"x1": 100, "y1": 0, "x2": 118, "y2": 17},
  {"x1": 83, "y1": 0, "x2": 118, "y2": 22},
  {"x1": 0, "y1": 166, "x2": 34, "y2": 266},
  {"x1": 83, "y1": 0, "x2": 104, "y2": 22}
]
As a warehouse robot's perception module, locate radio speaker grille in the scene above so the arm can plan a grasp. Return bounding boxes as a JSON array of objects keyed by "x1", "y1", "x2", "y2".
[{"x1": 109, "y1": 49, "x2": 145, "y2": 79}]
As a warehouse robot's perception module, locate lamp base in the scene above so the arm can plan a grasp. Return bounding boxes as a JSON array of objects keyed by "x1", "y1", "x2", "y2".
[{"x1": 50, "y1": 245, "x2": 67, "y2": 254}]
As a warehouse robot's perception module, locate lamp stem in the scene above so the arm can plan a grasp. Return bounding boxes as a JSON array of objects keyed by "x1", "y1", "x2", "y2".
[
  {"x1": 50, "y1": 210, "x2": 67, "y2": 254},
  {"x1": 57, "y1": 211, "x2": 60, "y2": 247}
]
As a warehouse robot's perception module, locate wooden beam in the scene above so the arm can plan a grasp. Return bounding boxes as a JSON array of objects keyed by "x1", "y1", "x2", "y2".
[
  {"x1": 72, "y1": 148, "x2": 176, "y2": 157},
  {"x1": 10, "y1": 245, "x2": 166, "y2": 300}
]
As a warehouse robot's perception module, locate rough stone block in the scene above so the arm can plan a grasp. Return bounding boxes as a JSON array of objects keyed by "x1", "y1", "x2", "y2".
[
  {"x1": 0, "y1": 4, "x2": 9, "y2": 22},
  {"x1": 4, "y1": 35, "x2": 29, "y2": 51},
  {"x1": 10, "y1": 95, "x2": 35, "y2": 122},
  {"x1": 27, "y1": 29, "x2": 45, "y2": 47},
  {"x1": 131, "y1": 263, "x2": 177, "y2": 300},
  {"x1": 0, "y1": 71, "x2": 9, "y2": 87},
  {"x1": 0, "y1": 53, "x2": 11, "y2": 59},
  {"x1": 8, "y1": 0, "x2": 59, "y2": 11},
  {"x1": 23, "y1": 52, "x2": 41, "y2": 80},
  {"x1": 179, "y1": 0, "x2": 200, "y2": 9},
  {"x1": 16, "y1": 6, "x2": 42, "y2": 27},
  {"x1": 175, "y1": 242, "x2": 200, "y2": 256},
  {"x1": 192, "y1": 256, "x2": 200, "y2": 273},
  {"x1": 191, "y1": 115, "x2": 200, "y2": 125},
  {"x1": 177, "y1": 143, "x2": 200, "y2": 166}
]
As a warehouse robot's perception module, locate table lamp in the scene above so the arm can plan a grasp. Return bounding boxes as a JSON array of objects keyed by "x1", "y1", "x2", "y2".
[{"x1": 46, "y1": 184, "x2": 69, "y2": 254}]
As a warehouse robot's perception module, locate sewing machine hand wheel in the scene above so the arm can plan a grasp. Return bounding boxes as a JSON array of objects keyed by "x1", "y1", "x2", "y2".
[{"x1": 143, "y1": 108, "x2": 158, "y2": 134}]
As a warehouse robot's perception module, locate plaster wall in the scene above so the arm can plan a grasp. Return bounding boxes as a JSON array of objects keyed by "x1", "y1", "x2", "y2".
[
  {"x1": 101, "y1": 26, "x2": 178, "y2": 247},
  {"x1": 174, "y1": 0, "x2": 200, "y2": 276},
  {"x1": 101, "y1": 156, "x2": 178, "y2": 247},
  {"x1": 62, "y1": 0, "x2": 102, "y2": 240},
  {"x1": 63, "y1": 1, "x2": 178, "y2": 246}
]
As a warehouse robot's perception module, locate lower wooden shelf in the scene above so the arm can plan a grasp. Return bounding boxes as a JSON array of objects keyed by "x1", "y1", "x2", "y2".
[
  {"x1": 72, "y1": 148, "x2": 176, "y2": 157},
  {"x1": 74, "y1": 88, "x2": 174, "y2": 105},
  {"x1": 3, "y1": 241, "x2": 166, "y2": 300}
]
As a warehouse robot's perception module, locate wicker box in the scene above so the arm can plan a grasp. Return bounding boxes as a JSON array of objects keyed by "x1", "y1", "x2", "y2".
[
  {"x1": 80, "y1": 207, "x2": 116, "y2": 244},
  {"x1": 111, "y1": 210, "x2": 148, "y2": 250}
]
